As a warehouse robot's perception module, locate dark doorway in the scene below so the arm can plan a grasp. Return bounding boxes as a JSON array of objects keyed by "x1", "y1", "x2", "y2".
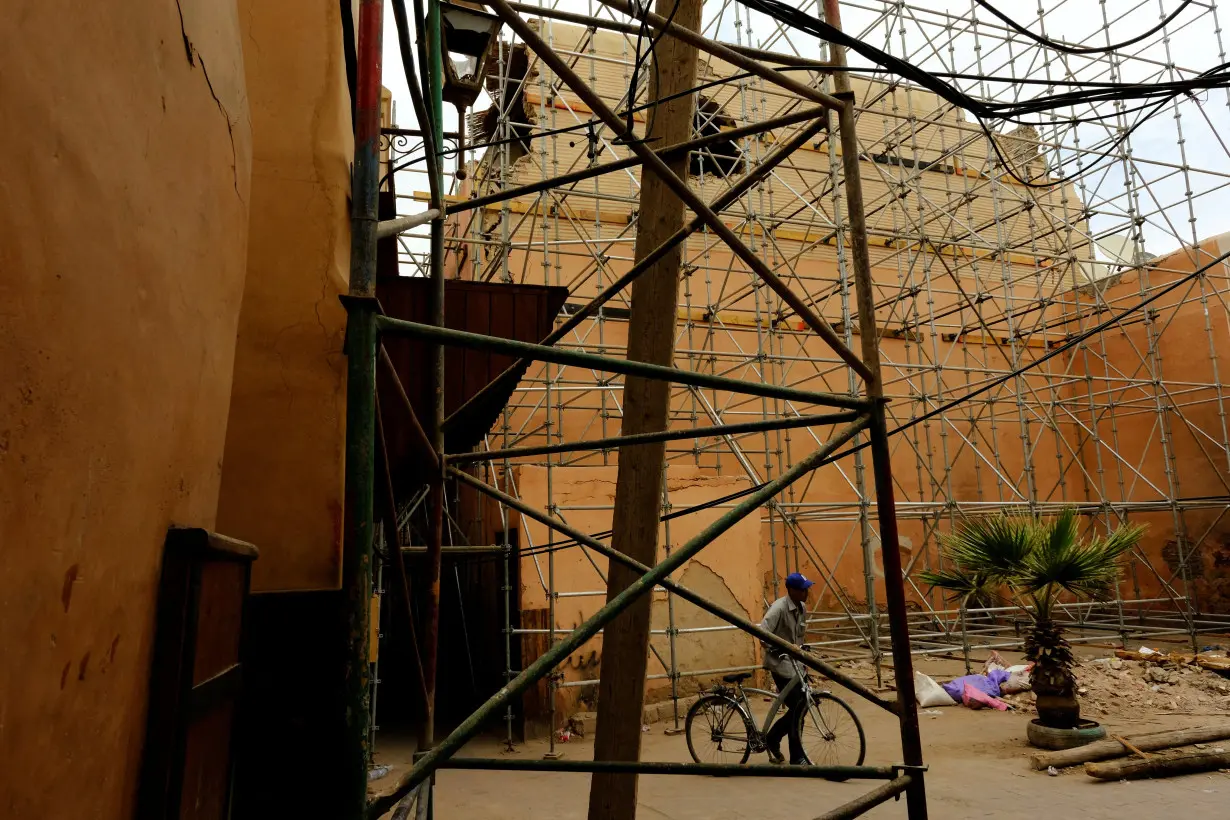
[{"x1": 374, "y1": 529, "x2": 521, "y2": 743}]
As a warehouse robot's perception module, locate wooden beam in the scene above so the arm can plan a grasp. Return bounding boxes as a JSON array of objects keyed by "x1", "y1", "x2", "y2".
[
  {"x1": 586, "y1": 2, "x2": 703, "y2": 820},
  {"x1": 1030, "y1": 724, "x2": 1230, "y2": 770},
  {"x1": 1085, "y1": 749, "x2": 1230, "y2": 781}
]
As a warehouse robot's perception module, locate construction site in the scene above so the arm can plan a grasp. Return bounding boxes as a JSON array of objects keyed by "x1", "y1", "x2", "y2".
[{"x1": 7, "y1": 0, "x2": 1230, "y2": 818}]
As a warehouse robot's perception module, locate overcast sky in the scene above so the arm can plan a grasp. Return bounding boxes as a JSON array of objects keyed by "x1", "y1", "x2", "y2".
[{"x1": 380, "y1": 0, "x2": 1230, "y2": 259}]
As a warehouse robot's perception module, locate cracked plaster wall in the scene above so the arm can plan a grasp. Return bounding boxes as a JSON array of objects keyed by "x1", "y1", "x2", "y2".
[
  {"x1": 514, "y1": 465, "x2": 763, "y2": 719},
  {"x1": 215, "y1": 0, "x2": 353, "y2": 590},
  {"x1": 0, "y1": 0, "x2": 252, "y2": 815}
]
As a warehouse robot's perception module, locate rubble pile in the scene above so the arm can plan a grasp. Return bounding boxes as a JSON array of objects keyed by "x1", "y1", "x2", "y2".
[{"x1": 1001, "y1": 655, "x2": 1230, "y2": 719}]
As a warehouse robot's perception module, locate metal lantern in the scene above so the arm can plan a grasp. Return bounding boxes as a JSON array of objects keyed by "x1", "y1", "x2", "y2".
[{"x1": 440, "y1": 1, "x2": 503, "y2": 109}]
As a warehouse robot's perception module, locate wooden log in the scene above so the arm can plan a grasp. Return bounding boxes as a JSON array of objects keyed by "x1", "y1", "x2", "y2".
[
  {"x1": 585, "y1": 3, "x2": 702, "y2": 820},
  {"x1": 1030, "y1": 724, "x2": 1230, "y2": 770},
  {"x1": 1085, "y1": 749, "x2": 1230, "y2": 780}
]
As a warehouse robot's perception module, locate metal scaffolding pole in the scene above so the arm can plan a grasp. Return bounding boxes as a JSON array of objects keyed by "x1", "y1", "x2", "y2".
[
  {"x1": 341, "y1": 1, "x2": 383, "y2": 817},
  {"x1": 363, "y1": 0, "x2": 1230, "y2": 815}
]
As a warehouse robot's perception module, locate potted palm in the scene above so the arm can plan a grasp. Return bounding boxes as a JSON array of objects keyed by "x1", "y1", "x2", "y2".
[{"x1": 920, "y1": 509, "x2": 1144, "y2": 746}]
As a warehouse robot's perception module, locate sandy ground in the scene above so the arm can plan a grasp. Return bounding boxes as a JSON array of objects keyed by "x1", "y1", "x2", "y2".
[
  {"x1": 372, "y1": 641, "x2": 1230, "y2": 818},
  {"x1": 374, "y1": 702, "x2": 1230, "y2": 819}
]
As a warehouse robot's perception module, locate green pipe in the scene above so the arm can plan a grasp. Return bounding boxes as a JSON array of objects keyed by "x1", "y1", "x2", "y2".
[
  {"x1": 445, "y1": 411, "x2": 862, "y2": 464},
  {"x1": 438, "y1": 758, "x2": 897, "y2": 779},
  {"x1": 446, "y1": 429, "x2": 896, "y2": 712},
  {"x1": 444, "y1": 113, "x2": 831, "y2": 433},
  {"x1": 815, "y1": 775, "x2": 914, "y2": 820},
  {"x1": 368, "y1": 431, "x2": 867, "y2": 818},
  {"x1": 341, "y1": 0, "x2": 384, "y2": 815},
  {"x1": 374, "y1": 316, "x2": 869, "y2": 410},
  {"x1": 342, "y1": 305, "x2": 377, "y2": 819}
]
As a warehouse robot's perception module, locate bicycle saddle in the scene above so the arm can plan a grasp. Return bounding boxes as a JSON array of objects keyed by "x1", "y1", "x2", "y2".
[{"x1": 722, "y1": 672, "x2": 753, "y2": 683}]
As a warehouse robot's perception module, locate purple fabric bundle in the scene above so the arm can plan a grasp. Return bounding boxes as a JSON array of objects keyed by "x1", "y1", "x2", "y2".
[{"x1": 940, "y1": 669, "x2": 1011, "y2": 702}]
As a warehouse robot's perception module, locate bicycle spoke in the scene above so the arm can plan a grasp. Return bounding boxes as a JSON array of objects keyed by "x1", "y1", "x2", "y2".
[
  {"x1": 686, "y1": 695, "x2": 752, "y2": 765},
  {"x1": 798, "y1": 695, "x2": 864, "y2": 768}
]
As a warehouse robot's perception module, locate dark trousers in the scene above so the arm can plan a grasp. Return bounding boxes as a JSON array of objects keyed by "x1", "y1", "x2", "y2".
[{"x1": 766, "y1": 671, "x2": 806, "y2": 762}]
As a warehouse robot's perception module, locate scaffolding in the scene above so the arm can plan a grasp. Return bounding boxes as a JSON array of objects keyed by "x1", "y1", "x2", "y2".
[
  {"x1": 356, "y1": 0, "x2": 1230, "y2": 817},
  {"x1": 382, "y1": 0, "x2": 1230, "y2": 694}
]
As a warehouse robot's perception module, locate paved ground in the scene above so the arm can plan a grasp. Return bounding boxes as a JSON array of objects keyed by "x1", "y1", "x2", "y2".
[{"x1": 374, "y1": 698, "x2": 1230, "y2": 819}]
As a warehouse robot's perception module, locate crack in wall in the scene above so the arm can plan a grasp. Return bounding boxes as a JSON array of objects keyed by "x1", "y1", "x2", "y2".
[{"x1": 174, "y1": 0, "x2": 241, "y2": 198}]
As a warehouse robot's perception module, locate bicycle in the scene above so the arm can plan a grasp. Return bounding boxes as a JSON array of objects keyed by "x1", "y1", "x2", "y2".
[{"x1": 684, "y1": 654, "x2": 865, "y2": 774}]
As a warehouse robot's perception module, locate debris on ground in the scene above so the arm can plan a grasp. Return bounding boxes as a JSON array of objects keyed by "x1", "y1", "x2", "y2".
[
  {"x1": 1001, "y1": 655, "x2": 1230, "y2": 719},
  {"x1": 942, "y1": 671, "x2": 1011, "y2": 703},
  {"x1": 961, "y1": 682, "x2": 1010, "y2": 711},
  {"x1": 1115, "y1": 647, "x2": 1230, "y2": 675}
]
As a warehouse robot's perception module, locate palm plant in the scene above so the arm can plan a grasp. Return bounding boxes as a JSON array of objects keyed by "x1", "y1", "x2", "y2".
[{"x1": 920, "y1": 509, "x2": 1145, "y2": 728}]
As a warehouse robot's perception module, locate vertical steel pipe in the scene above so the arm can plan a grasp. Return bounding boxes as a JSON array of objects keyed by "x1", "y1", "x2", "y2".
[
  {"x1": 420, "y1": 0, "x2": 447, "y2": 756},
  {"x1": 368, "y1": 433, "x2": 858, "y2": 817},
  {"x1": 342, "y1": 0, "x2": 384, "y2": 816}
]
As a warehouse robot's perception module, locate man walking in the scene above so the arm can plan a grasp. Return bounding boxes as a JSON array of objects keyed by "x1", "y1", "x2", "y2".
[{"x1": 760, "y1": 571, "x2": 814, "y2": 764}]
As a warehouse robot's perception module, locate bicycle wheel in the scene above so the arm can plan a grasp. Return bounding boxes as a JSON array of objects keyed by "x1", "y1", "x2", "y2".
[
  {"x1": 795, "y1": 692, "x2": 866, "y2": 773},
  {"x1": 685, "y1": 694, "x2": 754, "y2": 765}
]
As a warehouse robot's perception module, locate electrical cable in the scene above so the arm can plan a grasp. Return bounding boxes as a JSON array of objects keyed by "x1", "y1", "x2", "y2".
[
  {"x1": 381, "y1": 0, "x2": 1230, "y2": 190},
  {"x1": 638, "y1": 0, "x2": 685, "y2": 140},
  {"x1": 625, "y1": 0, "x2": 652, "y2": 138},
  {"x1": 734, "y1": 0, "x2": 1220, "y2": 120},
  {"x1": 384, "y1": 55, "x2": 1230, "y2": 188},
  {"x1": 972, "y1": 0, "x2": 1194, "y2": 56},
  {"x1": 385, "y1": 5, "x2": 1230, "y2": 562},
  {"x1": 732, "y1": 0, "x2": 1230, "y2": 186}
]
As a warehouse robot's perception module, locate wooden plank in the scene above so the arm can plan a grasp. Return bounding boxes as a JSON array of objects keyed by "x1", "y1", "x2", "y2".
[
  {"x1": 192, "y1": 560, "x2": 246, "y2": 684},
  {"x1": 139, "y1": 527, "x2": 256, "y2": 820},
  {"x1": 178, "y1": 703, "x2": 236, "y2": 819},
  {"x1": 520, "y1": 608, "x2": 552, "y2": 731}
]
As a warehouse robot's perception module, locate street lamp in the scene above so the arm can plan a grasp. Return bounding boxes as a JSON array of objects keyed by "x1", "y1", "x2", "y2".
[{"x1": 440, "y1": 1, "x2": 503, "y2": 109}]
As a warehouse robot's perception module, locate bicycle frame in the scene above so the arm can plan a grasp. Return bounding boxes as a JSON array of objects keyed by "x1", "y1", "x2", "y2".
[{"x1": 732, "y1": 659, "x2": 831, "y2": 743}]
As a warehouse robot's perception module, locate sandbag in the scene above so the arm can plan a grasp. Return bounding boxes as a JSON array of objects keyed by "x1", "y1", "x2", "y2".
[
  {"x1": 915, "y1": 671, "x2": 957, "y2": 707},
  {"x1": 1001, "y1": 663, "x2": 1033, "y2": 694}
]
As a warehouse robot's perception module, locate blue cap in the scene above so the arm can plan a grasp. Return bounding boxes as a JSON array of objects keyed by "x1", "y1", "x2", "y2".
[{"x1": 785, "y1": 572, "x2": 814, "y2": 590}]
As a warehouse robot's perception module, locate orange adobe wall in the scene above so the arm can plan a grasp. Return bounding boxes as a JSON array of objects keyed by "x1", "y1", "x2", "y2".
[
  {"x1": 215, "y1": 0, "x2": 353, "y2": 591},
  {"x1": 513, "y1": 465, "x2": 764, "y2": 718},
  {"x1": 0, "y1": 2, "x2": 252, "y2": 817},
  {"x1": 1070, "y1": 235, "x2": 1230, "y2": 613}
]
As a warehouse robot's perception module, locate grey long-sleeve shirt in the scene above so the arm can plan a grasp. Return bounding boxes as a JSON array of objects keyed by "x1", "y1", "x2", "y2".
[{"x1": 760, "y1": 595, "x2": 806, "y2": 678}]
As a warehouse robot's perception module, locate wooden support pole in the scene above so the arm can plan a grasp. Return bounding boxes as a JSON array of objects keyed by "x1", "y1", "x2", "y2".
[
  {"x1": 586, "y1": 2, "x2": 702, "y2": 819},
  {"x1": 1085, "y1": 749, "x2": 1230, "y2": 780},
  {"x1": 1030, "y1": 724, "x2": 1230, "y2": 770},
  {"x1": 823, "y1": 0, "x2": 927, "y2": 815}
]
